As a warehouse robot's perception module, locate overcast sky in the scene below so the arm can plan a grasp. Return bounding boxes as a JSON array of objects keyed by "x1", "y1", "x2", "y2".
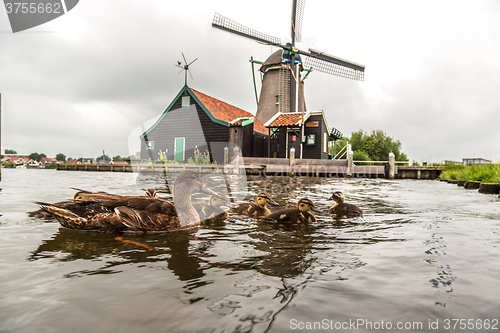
[{"x1": 1, "y1": 0, "x2": 499, "y2": 162}]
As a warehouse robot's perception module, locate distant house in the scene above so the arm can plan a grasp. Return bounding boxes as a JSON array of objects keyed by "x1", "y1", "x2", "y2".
[
  {"x1": 6, "y1": 156, "x2": 30, "y2": 165},
  {"x1": 110, "y1": 161, "x2": 128, "y2": 165},
  {"x1": 140, "y1": 85, "x2": 268, "y2": 164},
  {"x1": 40, "y1": 157, "x2": 58, "y2": 166},
  {"x1": 462, "y1": 158, "x2": 492, "y2": 166},
  {"x1": 82, "y1": 158, "x2": 97, "y2": 164}
]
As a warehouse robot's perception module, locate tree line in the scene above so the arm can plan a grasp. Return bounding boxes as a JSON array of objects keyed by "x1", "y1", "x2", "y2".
[
  {"x1": 332, "y1": 130, "x2": 408, "y2": 162},
  {"x1": 2, "y1": 149, "x2": 131, "y2": 163}
]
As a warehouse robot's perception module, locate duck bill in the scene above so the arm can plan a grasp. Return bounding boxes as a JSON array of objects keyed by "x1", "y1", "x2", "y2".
[
  {"x1": 222, "y1": 198, "x2": 236, "y2": 209},
  {"x1": 202, "y1": 186, "x2": 218, "y2": 196},
  {"x1": 269, "y1": 199, "x2": 279, "y2": 206}
]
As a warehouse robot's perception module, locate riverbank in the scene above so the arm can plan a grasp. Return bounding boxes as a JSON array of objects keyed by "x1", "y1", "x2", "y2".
[{"x1": 439, "y1": 164, "x2": 500, "y2": 195}]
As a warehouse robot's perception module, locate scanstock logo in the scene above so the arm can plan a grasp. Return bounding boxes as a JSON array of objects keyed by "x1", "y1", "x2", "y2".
[{"x1": 3, "y1": 0, "x2": 79, "y2": 33}]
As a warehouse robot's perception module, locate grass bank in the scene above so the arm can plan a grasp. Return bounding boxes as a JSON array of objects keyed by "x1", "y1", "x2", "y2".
[{"x1": 439, "y1": 164, "x2": 500, "y2": 183}]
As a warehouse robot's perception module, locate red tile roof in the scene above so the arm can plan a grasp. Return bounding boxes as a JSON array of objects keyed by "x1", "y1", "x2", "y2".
[
  {"x1": 266, "y1": 113, "x2": 303, "y2": 127},
  {"x1": 191, "y1": 88, "x2": 268, "y2": 135}
]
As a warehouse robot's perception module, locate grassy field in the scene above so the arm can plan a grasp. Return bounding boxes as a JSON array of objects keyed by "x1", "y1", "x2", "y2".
[{"x1": 439, "y1": 164, "x2": 500, "y2": 183}]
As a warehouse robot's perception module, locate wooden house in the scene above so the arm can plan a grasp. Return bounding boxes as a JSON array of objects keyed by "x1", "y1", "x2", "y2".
[
  {"x1": 265, "y1": 111, "x2": 342, "y2": 159},
  {"x1": 140, "y1": 85, "x2": 268, "y2": 164}
]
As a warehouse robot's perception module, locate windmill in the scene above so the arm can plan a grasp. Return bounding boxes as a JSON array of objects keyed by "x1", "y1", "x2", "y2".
[
  {"x1": 176, "y1": 53, "x2": 198, "y2": 86},
  {"x1": 212, "y1": 0, "x2": 365, "y2": 125}
]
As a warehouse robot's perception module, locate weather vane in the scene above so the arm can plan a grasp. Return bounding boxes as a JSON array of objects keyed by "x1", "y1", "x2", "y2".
[{"x1": 176, "y1": 53, "x2": 198, "y2": 86}]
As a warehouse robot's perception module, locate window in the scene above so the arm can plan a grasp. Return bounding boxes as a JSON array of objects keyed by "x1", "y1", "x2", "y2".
[
  {"x1": 146, "y1": 141, "x2": 155, "y2": 150},
  {"x1": 323, "y1": 133, "x2": 327, "y2": 153},
  {"x1": 306, "y1": 133, "x2": 316, "y2": 145},
  {"x1": 275, "y1": 95, "x2": 279, "y2": 105},
  {"x1": 182, "y1": 96, "x2": 190, "y2": 107}
]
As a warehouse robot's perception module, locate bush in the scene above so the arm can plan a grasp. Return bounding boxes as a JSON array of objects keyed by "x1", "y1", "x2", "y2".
[
  {"x1": 353, "y1": 150, "x2": 371, "y2": 165},
  {"x1": 44, "y1": 163, "x2": 58, "y2": 169},
  {"x1": 2, "y1": 161, "x2": 16, "y2": 168},
  {"x1": 440, "y1": 164, "x2": 500, "y2": 183}
]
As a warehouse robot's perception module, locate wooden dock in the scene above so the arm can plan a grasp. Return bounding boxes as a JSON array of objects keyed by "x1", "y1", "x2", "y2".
[{"x1": 57, "y1": 157, "x2": 444, "y2": 179}]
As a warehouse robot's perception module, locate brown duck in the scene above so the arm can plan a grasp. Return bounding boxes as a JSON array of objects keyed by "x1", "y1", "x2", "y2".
[
  {"x1": 328, "y1": 191, "x2": 363, "y2": 217},
  {"x1": 261, "y1": 198, "x2": 316, "y2": 224},
  {"x1": 36, "y1": 171, "x2": 219, "y2": 233},
  {"x1": 193, "y1": 193, "x2": 235, "y2": 221},
  {"x1": 29, "y1": 189, "x2": 157, "y2": 219}
]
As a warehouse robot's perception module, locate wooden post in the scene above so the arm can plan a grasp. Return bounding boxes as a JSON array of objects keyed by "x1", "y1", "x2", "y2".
[
  {"x1": 388, "y1": 152, "x2": 395, "y2": 179},
  {"x1": 289, "y1": 148, "x2": 295, "y2": 176},
  {"x1": 347, "y1": 151, "x2": 353, "y2": 177},
  {"x1": 0, "y1": 93, "x2": 2, "y2": 181},
  {"x1": 224, "y1": 146, "x2": 228, "y2": 170},
  {"x1": 233, "y1": 146, "x2": 240, "y2": 174}
]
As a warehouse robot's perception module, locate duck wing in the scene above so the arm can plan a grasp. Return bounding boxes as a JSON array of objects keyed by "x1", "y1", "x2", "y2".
[
  {"x1": 36, "y1": 202, "x2": 125, "y2": 232},
  {"x1": 261, "y1": 208, "x2": 300, "y2": 222},
  {"x1": 115, "y1": 206, "x2": 181, "y2": 232},
  {"x1": 231, "y1": 202, "x2": 268, "y2": 217}
]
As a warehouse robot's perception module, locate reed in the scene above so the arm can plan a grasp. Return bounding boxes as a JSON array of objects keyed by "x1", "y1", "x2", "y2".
[{"x1": 440, "y1": 164, "x2": 500, "y2": 183}]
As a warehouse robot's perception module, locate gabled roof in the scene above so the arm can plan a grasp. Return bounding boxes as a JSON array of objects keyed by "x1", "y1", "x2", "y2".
[
  {"x1": 265, "y1": 112, "x2": 306, "y2": 127},
  {"x1": 141, "y1": 85, "x2": 268, "y2": 138}
]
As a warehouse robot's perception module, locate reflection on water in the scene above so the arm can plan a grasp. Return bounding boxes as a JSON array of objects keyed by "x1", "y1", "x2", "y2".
[{"x1": 1, "y1": 169, "x2": 499, "y2": 333}]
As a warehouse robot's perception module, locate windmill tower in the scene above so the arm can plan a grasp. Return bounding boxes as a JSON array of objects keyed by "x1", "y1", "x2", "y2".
[{"x1": 212, "y1": 0, "x2": 365, "y2": 125}]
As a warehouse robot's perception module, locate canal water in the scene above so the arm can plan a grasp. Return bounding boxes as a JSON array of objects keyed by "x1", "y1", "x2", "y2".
[{"x1": 0, "y1": 168, "x2": 499, "y2": 333}]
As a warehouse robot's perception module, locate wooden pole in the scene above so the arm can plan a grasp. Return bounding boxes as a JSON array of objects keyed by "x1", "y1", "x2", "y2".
[
  {"x1": 0, "y1": 93, "x2": 2, "y2": 181},
  {"x1": 347, "y1": 151, "x2": 353, "y2": 177},
  {"x1": 289, "y1": 148, "x2": 295, "y2": 176},
  {"x1": 233, "y1": 146, "x2": 240, "y2": 174},
  {"x1": 388, "y1": 152, "x2": 395, "y2": 179}
]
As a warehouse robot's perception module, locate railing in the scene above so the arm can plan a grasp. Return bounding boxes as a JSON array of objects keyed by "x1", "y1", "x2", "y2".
[
  {"x1": 353, "y1": 160, "x2": 410, "y2": 166},
  {"x1": 332, "y1": 142, "x2": 351, "y2": 160}
]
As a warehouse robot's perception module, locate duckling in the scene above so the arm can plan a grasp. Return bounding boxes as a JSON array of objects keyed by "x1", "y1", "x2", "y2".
[
  {"x1": 36, "y1": 171, "x2": 219, "y2": 233},
  {"x1": 193, "y1": 193, "x2": 235, "y2": 221},
  {"x1": 328, "y1": 191, "x2": 363, "y2": 217},
  {"x1": 261, "y1": 198, "x2": 316, "y2": 224},
  {"x1": 230, "y1": 192, "x2": 279, "y2": 217}
]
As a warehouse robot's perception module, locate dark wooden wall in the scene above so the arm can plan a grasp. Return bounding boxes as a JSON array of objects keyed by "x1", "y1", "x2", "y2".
[
  {"x1": 302, "y1": 114, "x2": 329, "y2": 159},
  {"x1": 140, "y1": 92, "x2": 229, "y2": 164}
]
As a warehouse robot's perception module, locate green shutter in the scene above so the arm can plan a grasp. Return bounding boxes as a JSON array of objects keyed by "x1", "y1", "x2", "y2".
[{"x1": 174, "y1": 138, "x2": 185, "y2": 161}]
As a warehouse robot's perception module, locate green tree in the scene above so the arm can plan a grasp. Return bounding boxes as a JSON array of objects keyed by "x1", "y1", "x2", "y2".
[
  {"x1": 56, "y1": 153, "x2": 66, "y2": 162},
  {"x1": 29, "y1": 152, "x2": 47, "y2": 161},
  {"x1": 5, "y1": 149, "x2": 17, "y2": 154},
  {"x1": 2, "y1": 161, "x2": 16, "y2": 168},
  {"x1": 112, "y1": 155, "x2": 123, "y2": 162},
  {"x1": 96, "y1": 155, "x2": 111, "y2": 162}
]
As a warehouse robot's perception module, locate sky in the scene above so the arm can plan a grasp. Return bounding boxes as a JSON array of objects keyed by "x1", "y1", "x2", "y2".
[{"x1": 1, "y1": 0, "x2": 499, "y2": 163}]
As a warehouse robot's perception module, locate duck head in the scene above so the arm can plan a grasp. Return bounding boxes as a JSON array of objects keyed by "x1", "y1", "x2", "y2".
[
  {"x1": 256, "y1": 192, "x2": 279, "y2": 208},
  {"x1": 173, "y1": 171, "x2": 219, "y2": 227},
  {"x1": 329, "y1": 191, "x2": 345, "y2": 204},
  {"x1": 145, "y1": 189, "x2": 157, "y2": 198},
  {"x1": 210, "y1": 193, "x2": 236, "y2": 210},
  {"x1": 173, "y1": 170, "x2": 217, "y2": 197},
  {"x1": 297, "y1": 198, "x2": 316, "y2": 212}
]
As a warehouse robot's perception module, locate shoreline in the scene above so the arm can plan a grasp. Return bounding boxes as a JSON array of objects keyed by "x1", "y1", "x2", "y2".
[{"x1": 439, "y1": 164, "x2": 500, "y2": 196}]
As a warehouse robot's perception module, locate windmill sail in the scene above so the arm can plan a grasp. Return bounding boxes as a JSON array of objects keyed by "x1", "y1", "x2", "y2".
[
  {"x1": 212, "y1": 0, "x2": 365, "y2": 120},
  {"x1": 212, "y1": 13, "x2": 281, "y2": 46},
  {"x1": 302, "y1": 49, "x2": 364, "y2": 81},
  {"x1": 291, "y1": 0, "x2": 305, "y2": 44}
]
